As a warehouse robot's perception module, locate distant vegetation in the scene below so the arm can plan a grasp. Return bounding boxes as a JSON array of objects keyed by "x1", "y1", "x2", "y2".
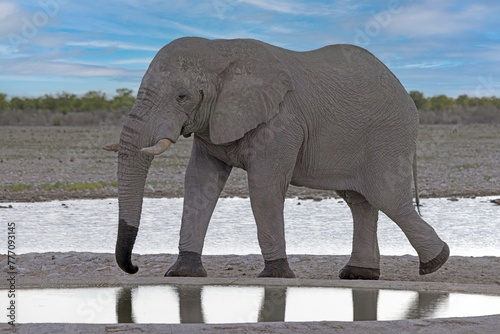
[
  {"x1": 409, "y1": 91, "x2": 500, "y2": 124},
  {"x1": 0, "y1": 89, "x2": 499, "y2": 125},
  {"x1": 0, "y1": 89, "x2": 134, "y2": 126},
  {"x1": 0, "y1": 88, "x2": 135, "y2": 113}
]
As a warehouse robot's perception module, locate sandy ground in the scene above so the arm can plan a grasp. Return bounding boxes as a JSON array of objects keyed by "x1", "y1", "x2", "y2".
[
  {"x1": 3, "y1": 252, "x2": 500, "y2": 287},
  {"x1": 1, "y1": 124, "x2": 500, "y2": 332}
]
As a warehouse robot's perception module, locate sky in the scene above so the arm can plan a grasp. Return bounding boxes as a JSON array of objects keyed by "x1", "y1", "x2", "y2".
[{"x1": 0, "y1": 0, "x2": 499, "y2": 98}]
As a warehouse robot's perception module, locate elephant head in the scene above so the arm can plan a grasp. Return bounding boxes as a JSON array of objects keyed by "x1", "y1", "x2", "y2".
[{"x1": 110, "y1": 37, "x2": 293, "y2": 274}]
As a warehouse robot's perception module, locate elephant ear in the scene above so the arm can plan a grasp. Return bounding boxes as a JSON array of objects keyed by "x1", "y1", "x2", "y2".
[{"x1": 210, "y1": 42, "x2": 294, "y2": 144}]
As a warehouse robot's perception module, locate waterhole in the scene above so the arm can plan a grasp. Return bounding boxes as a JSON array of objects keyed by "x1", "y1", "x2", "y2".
[
  {"x1": 3, "y1": 285, "x2": 500, "y2": 324},
  {"x1": 2, "y1": 197, "x2": 499, "y2": 256}
]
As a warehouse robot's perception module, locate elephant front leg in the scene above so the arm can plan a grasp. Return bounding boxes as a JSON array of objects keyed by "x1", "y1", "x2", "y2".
[
  {"x1": 249, "y1": 176, "x2": 295, "y2": 278},
  {"x1": 338, "y1": 190, "x2": 381, "y2": 280},
  {"x1": 165, "y1": 138, "x2": 232, "y2": 277}
]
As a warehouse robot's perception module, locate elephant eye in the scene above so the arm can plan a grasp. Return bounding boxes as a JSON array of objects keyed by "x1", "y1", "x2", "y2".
[{"x1": 176, "y1": 93, "x2": 188, "y2": 103}]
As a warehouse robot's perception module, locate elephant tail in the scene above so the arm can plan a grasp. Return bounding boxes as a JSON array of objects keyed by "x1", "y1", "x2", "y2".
[{"x1": 413, "y1": 150, "x2": 421, "y2": 215}]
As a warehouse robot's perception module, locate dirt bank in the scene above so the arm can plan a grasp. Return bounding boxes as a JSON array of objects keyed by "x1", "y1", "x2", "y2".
[{"x1": 2, "y1": 252, "x2": 500, "y2": 288}]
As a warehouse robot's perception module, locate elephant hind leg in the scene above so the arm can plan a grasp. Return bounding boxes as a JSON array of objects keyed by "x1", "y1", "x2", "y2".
[
  {"x1": 368, "y1": 190, "x2": 449, "y2": 275},
  {"x1": 337, "y1": 190, "x2": 380, "y2": 280},
  {"x1": 387, "y1": 204, "x2": 449, "y2": 275}
]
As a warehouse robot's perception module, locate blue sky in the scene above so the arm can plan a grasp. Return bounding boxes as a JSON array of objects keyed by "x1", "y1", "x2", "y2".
[{"x1": 1, "y1": 0, "x2": 499, "y2": 98}]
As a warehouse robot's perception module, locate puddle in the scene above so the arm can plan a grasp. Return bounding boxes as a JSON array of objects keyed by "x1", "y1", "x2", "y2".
[
  {"x1": 2, "y1": 197, "x2": 500, "y2": 256},
  {"x1": 3, "y1": 285, "x2": 500, "y2": 323}
]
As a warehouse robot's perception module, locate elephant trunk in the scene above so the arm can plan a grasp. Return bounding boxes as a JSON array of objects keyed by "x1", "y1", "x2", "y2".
[
  {"x1": 114, "y1": 94, "x2": 185, "y2": 274},
  {"x1": 115, "y1": 110, "x2": 154, "y2": 274}
]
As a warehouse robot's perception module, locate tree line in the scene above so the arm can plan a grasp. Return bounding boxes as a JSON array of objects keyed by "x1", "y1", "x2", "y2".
[
  {"x1": 0, "y1": 88, "x2": 135, "y2": 114},
  {"x1": 1, "y1": 89, "x2": 500, "y2": 113},
  {"x1": 409, "y1": 91, "x2": 500, "y2": 111}
]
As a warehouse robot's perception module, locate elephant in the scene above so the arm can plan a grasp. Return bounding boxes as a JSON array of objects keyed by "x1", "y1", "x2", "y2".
[{"x1": 106, "y1": 36, "x2": 449, "y2": 280}]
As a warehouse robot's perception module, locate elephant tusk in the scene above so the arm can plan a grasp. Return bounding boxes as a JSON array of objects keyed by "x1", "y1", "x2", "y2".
[
  {"x1": 103, "y1": 143, "x2": 119, "y2": 152},
  {"x1": 141, "y1": 139, "x2": 172, "y2": 156}
]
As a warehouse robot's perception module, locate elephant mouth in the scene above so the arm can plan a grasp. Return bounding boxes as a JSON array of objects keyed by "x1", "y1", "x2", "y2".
[{"x1": 180, "y1": 124, "x2": 192, "y2": 137}]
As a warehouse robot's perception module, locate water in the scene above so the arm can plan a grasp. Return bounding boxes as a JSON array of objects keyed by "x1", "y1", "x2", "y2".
[
  {"x1": 2, "y1": 285, "x2": 500, "y2": 324},
  {"x1": 2, "y1": 196, "x2": 499, "y2": 256}
]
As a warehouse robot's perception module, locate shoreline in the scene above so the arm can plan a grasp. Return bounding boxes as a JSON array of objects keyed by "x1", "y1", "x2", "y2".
[
  {"x1": 3, "y1": 252, "x2": 500, "y2": 288},
  {"x1": 2, "y1": 190, "x2": 500, "y2": 204}
]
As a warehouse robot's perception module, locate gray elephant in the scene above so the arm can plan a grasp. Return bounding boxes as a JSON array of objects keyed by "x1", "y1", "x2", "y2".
[{"x1": 107, "y1": 37, "x2": 449, "y2": 279}]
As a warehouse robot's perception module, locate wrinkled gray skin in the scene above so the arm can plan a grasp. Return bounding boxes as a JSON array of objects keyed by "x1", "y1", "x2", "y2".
[{"x1": 115, "y1": 37, "x2": 449, "y2": 279}]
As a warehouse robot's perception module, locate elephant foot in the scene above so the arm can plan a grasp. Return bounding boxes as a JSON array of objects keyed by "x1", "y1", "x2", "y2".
[
  {"x1": 339, "y1": 265, "x2": 380, "y2": 280},
  {"x1": 419, "y1": 242, "x2": 450, "y2": 275},
  {"x1": 257, "y1": 258, "x2": 295, "y2": 278},
  {"x1": 165, "y1": 251, "x2": 207, "y2": 277}
]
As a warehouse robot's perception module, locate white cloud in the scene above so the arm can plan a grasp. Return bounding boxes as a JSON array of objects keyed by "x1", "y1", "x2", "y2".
[
  {"x1": 0, "y1": 1, "x2": 17, "y2": 21},
  {"x1": 1, "y1": 58, "x2": 142, "y2": 78},
  {"x1": 163, "y1": 20, "x2": 229, "y2": 39},
  {"x1": 268, "y1": 25, "x2": 296, "y2": 34},
  {"x1": 0, "y1": 44, "x2": 16, "y2": 56},
  {"x1": 0, "y1": 1, "x2": 23, "y2": 35},
  {"x1": 239, "y1": 0, "x2": 347, "y2": 16},
  {"x1": 474, "y1": 45, "x2": 500, "y2": 63},
  {"x1": 161, "y1": 19, "x2": 265, "y2": 41},
  {"x1": 240, "y1": 0, "x2": 304, "y2": 14},
  {"x1": 397, "y1": 61, "x2": 462, "y2": 69},
  {"x1": 113, "y1": 58, "x2": 154, "y2": 65},
  {"x1": 66, "y1": 41, "x2": 158, "y2": 52},
  {"x1": 387, "y1": 1, "x2": 491, "y2": 37}
]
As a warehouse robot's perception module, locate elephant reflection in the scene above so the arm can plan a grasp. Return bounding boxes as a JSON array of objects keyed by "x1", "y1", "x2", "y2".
[
  {"x1": 176, "y1": 286, "x2": 204, "y2": 323},
  {"x1": 114, "y1": 285, "x2": 285, "y2": 324},
  {"x1": 258, "y1": 287, "x2": 287, "y2": 322},
  {"x1": 173, "y1": 286, "x2": 287, "y2": 323},
  {"x1": 116, "y1": 287, "x2": 134, "y2": 323},
  {"x1": 352, "y1": 289, "x2": 378, "y2": 321},
  {"x1": 351, "y1": 289, "x2": 450, "y2": 321},
  {"x1": 404, "y1": 291, "x2": 450, "y2": 319},
  {"x1": 115, "y1": 286, "x2": 205, "y2": 324},
  {"x1": 114, "y1": 286, "x2": 449, "y2": 323}
]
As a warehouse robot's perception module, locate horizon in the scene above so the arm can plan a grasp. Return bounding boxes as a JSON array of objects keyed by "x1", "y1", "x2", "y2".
[{"x1": 1, "y1": 0, "x2": 499, "y2": 98}]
